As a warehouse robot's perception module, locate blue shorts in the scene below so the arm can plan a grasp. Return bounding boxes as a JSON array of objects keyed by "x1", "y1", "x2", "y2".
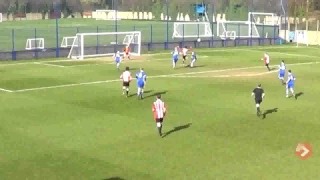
[
  {"x1": 287, "y1": 83, "x2": 294, "y2": 89},
  {"x1": 137, "y1": 82, "x2": 144, "y2": 88},
  {"x1": 115, "y1": 60, "x2": 120, "y2": 63},
  {"x1": 279, "y1": 70, "x2": 285, "y2": 78}
]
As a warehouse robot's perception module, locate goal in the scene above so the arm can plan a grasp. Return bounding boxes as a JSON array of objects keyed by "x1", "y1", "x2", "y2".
[
  {"x1": 172, "y1": 22, "x2": 213, "y2": 38},
  {"x1": 248, "y1": 12, "x2": 279, "y2": 26},
  {"x1": 95, "y1": 10, "x2": 121, "y2": 20},
  {"x1": 61, "y1": 36, "x2": 76, "y2": 48},
  {"x1": 0, "y1": 13, "x2": 2, "y2": 22},
  {"x1": 220, "y1": 31, "x2": 236, "y2": 40},
  {"x1": 25, "y1": 38, "x2": 44, "y2": 50},
  {"x1": 68, "y1": 31, "x2": 141, "y2": 60},
  {"x1": 296, "y1": 30, "x2": 308, "y2": 47},
  {"x1": 217, "y1": 21, "x2": 260, "y2": 39}
]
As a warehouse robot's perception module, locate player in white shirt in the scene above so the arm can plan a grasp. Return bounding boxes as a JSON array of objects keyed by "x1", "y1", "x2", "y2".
[
  {"x1": 120, "y1": 66, "x2": 132, "y2": 97},
  {"x1": 181, "y1": 46, "x2": 191, "y2": 65},
  {"x1": 113, "y1": 51, "x2": 121, "y2": 71},
  {"x1": 278, "y1": 60, "x2": 286, "y2": 84},
  {"x1": 189, "y1": 52, "x2": 197, "y2": 68},
  {"x1": 171, "y1": 50, "x2": 179, "y2": 69}
]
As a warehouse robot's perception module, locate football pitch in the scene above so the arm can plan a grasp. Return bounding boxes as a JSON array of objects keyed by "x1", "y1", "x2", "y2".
[{"x1": 0, "y1": 45, "x2": 320, "y2": 179}]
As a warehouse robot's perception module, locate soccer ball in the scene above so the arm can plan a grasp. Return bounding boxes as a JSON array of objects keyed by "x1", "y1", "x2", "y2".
[{"x1": 197, "y1": 38, "x2": 201, "y2": 42}]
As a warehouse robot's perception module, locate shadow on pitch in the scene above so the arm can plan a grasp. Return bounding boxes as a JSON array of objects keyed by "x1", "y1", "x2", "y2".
[
  {"x1": 103, "y1": 177, "x2": 125, "y2": 180},
  {"x1": 162, "y1": 123, "x2": 192, "y2": 138},
  {"x1": 144, "y1": 91, "x2": 167, "y2": 99},
  {"x1": 262, "y1": 108, "x2": 278, "y2": 119},
  {"x1": 128, "y1": 90, "x2": 153, "y2": 97},
  {"x1": 295, "y1": 92, "x2": 304, "y2": 99}
]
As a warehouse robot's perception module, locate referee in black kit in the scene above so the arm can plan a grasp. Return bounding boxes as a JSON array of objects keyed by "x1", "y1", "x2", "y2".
[{"x1": 252, "y1": 84, "x2": 265, "y2": 117}]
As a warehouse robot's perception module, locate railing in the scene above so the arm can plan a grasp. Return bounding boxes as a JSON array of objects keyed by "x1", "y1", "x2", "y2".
[{"x1": 0, "y1": 21, "x2": 280, "y2": 61}]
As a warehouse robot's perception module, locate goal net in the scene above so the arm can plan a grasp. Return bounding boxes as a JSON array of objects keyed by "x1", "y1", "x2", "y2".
[
  {"x1": 296, "y1": 30, "x2": 308, "y2": 47},
  {"x1": 95, "y1": 10, "x2": 121, "y2": 20},
  {"x1": 68, "y1": 31, "x2": 141, "y2": 60},
  {"x1": 61, "y1": 36, "x2": 76, "y2": 48},
  {"x1": 217, "y1": 21, "x2": 260, "y2": 39},
  {"x1": 172, "y1": 22, "x2": 213, "y2": 38},
  {"x1": 25, "y1": 38, "x2": 44, "y2": 50},
  {"x1": 248, "y1": 12, "x2": 279, "y2": 26}
]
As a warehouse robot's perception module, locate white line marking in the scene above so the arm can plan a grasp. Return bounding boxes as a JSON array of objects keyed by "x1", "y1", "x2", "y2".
[
  {"x1": 242, "y1": 49, "x2": 319, "y2": 58},
  {"x1": 171, "y1": 70, "x2": 277, "y2": 78},
  {"x1": 11, "y1": 62, "x2": 319, "y2": 93},
  {"x1": 0, "y1": 46, "x2": 316, "y2": 67},
  {"x1": 34, "y1": 62, "x2": 65, "y2": 68},
  {"x1": 0, "y1": 88, "x2": 13, "y2": 92}
]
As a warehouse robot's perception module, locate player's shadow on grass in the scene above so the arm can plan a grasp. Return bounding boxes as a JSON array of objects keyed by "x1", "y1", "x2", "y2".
[
  {"x1": 162, "y1": 123, "x2": 192, "y2": 138},
  {"x1": 262, "y1": 108, "x2": 278, "y2": 119},
  {"x1": 144, "y1": 90, "x2": 167, "y2": 99},
  {"x1": 103, "y1": 177, "x2": 125, "y2": 180},
  {"x1": 128, "y1": 90, "x2": 154, "y2": 97},
  {"x1": 295, "y1": 92, "x2": 304, "y2": 99}
]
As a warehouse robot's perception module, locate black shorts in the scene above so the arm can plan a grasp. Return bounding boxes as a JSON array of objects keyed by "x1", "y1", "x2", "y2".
[
  {"x1": 265, "y1": 63, "x2": 269, "y2": 66},
  {"x1": 123, "y1": 81, "x2": 130, "y2": 87},
  {"x1": 156, "y1": 118, "x2": 163, "y2": 123},
  {"x1": 255, "y1": 99, "x2": 262, "y2": 104},
  {"x1": 182, "y1": 55, "x2": 187, "y2": 60}
]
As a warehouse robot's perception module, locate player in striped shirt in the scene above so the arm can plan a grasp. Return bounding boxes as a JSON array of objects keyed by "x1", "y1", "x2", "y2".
[
  {"x1": 136, "y1": 68, "x2": 147, "y2": 99},
  {"x1": 152, "y1": 95, "x2": 167, "y2": 136},
  {"x1": 113, "y1": 51, "x2": 121, "y2": 71},
  {"x1": 181, "y1": 46, "x2": 191, "y2": 65},
  {"x1": 120, "y1": 66, "x2": 132, "y2": 97},
  {"x1": 261, "y1": 52, "x2": 271, "y2": 71},
  {"x1": 189, "y1": 51, "x2": 197, "y2": 68}
]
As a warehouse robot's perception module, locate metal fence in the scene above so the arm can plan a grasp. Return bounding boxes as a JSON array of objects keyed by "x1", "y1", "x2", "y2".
[{"x1": 0, "y1": 0, "x2": 292, "y2": 60}]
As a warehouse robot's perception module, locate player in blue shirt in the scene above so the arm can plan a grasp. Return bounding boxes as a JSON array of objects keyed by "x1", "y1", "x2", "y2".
[
  {"x1": 278, "y1": 60, "x2": 286, "y2": 84},
  {"x1": 171, "y1": 50, "x2": 179, "y2": 69},
  {"x1": 189, "y1": 52, "x2": 197, "y2": 68},
  {"x1": 286, "y1": 70, "x2": 296, "y2": 98},
  {"x1": 136, "y1": 68, "x2": 147, "y2": 99},
  {"x1": 113, "y1": 51, "x2": 121, "y2": 71}
]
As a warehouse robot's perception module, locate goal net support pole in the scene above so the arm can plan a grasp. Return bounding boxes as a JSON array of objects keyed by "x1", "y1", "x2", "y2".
[{"x1": 67, "y1": 31, "x2": 141, "y2": 60}]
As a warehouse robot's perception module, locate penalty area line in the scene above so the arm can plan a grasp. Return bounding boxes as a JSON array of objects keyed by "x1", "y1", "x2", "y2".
[
  {"x1": 168, "y1": 70, "x2": 277, "y2": 78},
  {"x1": 34, "y1": 62, "x2": 65, "y2": 68},
  {"x1": 10, "y1": 61, "x2": 319, "y2": 93}
]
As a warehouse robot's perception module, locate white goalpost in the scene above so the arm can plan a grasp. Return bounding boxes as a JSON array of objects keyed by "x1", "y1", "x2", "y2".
[
  {"x1": 0, "y1": 13, "x2": 2, "y2": 22},
  {"x1": 95, "y1": 10, "x2": 121, "y2": 20},
  {"x1": 68, "y1": 31, "x2": 141, "y2": 60},
  {"x1": 217, "y1": 20, "x2": 260, "y2": 39},
  {"x1": 61, "y1": 36, "x2": 76, "y2": 48},
  {"x1": 25, "y1": 38, "x2": 45, "y2": 50},
  {"x1": 248, "y1": 12, "x2": 279, "y2": 26},
  {"x1": 172, "y1": 22, "x2": 213, "y2": 38}
]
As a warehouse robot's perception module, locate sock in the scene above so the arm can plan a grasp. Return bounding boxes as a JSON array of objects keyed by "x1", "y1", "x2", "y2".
[
  {"x1": 157, "y1": 127, "x2": 161, "y2": 135},
  {"x1": 290, "y1": 88, "x2": 295, "y2": 96},
  {"x1": 286, "y1": 89, "x2": 289, "y2": 97},
  {"x1": 122, "y1": 87, "x2": 126, "y2": 94},
  {"x1": 257, "y1": 107, "x2": 260, "y2": 113},
  {"x1": 141, "y1": 89, "x2": 144, "y2": 98},
  {"x1": 137, "y1": 88, "x2": 140, "y2": 96},
  {"x1": 126, "y1": 88, "x2": 129, "y2": 96}
]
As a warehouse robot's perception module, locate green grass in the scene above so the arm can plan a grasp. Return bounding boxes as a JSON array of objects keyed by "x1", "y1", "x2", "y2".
[
  {"x1": 0, "y1": 18, "x2": 278, "y2": 51},
  {"x1": 0, "y1": 45, "x2": 319, "y2": 180}
]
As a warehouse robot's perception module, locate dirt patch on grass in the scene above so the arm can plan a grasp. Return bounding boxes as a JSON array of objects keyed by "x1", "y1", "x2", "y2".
[{"x1": 175, "y1": 69, "x2": 277, "y2": 79}]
